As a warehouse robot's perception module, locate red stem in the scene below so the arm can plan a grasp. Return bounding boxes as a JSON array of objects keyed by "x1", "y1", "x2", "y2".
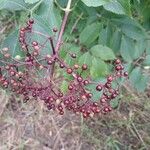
[
  {"x1": 55, "y1": 11, "x2": 70, "y2": 53},
  {"x1": 49, "y1": 11, "x2": 70, "y2": 78}
]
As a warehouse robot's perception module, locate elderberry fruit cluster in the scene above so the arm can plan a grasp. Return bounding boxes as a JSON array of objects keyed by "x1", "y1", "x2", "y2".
[{"x1": 0, "y1": 19, "x2": 128, "y2": 118}]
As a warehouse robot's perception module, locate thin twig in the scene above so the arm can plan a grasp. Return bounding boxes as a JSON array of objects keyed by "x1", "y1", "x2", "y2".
[
  {"x1": 55, "y1": 0, "x2": 72, "y2": 52},
  {"x1": 70, "y1": 12, "x2": 83, "y2": 34},
  {"x1": 49, "y1": 37, "x2": 56, "y2": 55}
]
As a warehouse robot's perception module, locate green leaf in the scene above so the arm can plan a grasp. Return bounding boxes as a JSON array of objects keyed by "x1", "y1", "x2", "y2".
[
  {"x1": 24, "y1": 0, "x2": 40, "y2": 4},
  {"x1": 105, "y1": 22, "x2": 113, "y2": 46},
  {"x1": 90, "y1": 45, "x2": 116, "y2": 60},
  {"x1": 55, "y1": 0, "x2": 68, "y2": 7},
  {"x1": 120, "y1": 36, "x2": 146, "y2": 62},
  {"x1": 120, "y1": 36, "x2": 134, "y2": 62},
  {"x1": 134, "y1": 0, "x2": 150, "y2": 21},
  {"x1": 86, "y1": 82, "x2": 104, "y2": 101},
  {"x1": 36, "y1": 0, "x2": 61, "y2": 29},
  {"x1": 90, "y1": 57, "x2": 108, "y2": 78},
  {"x1": 110, "y1": 29, "x2": 122, "y2": 53},
  {"x1": 117, "y1": 0, "x2": 131, "y2": 15},
  {"x1": 78, "y1": 52, "x2": 92, "y2": 67},
  {"x1": 1, "y1": 29, "x2": 24, "y2": 58},
  {"x1": 60, "y1": 81, "x2": 69, "y2": 93},
  {"x1": 111, "y1": 17, "x2": 147, "y2": 40},
  {"x1": 98, "y1": 22, "x2": 113, "y2": 47},
  {"x1": 0, "y1": 0, "x2": 29, "y2": 11},
  {"x1": 121, "y1": 25, "x2": 146, "y2": 40},
  {"x1": 29, "y1": 14, "x2": 53, "y2": 56},
  {"x1": 143, "y1": 55, "x2": 150, "y2": 66},
  {"x1": 98, "y1": 28, "x2": 107, "y2": 45},
  {"x1": 33, "y1": 14, "x2": 53, "y2": 34},
  {"x1": 146, "y1": 40, "x2": 150, "y2": 55},
  {"x1": 130, "y1": 67, "x2": 141, "y2": 86},
  {"x1": 133, "y1": 40, "x2": 146, "y2": 59},
  {"x1": 60, "y1": 43, "x2": 81, "y2": 59},
  {"x1": 104, "y1": 1, "x2": 126, "y2": 15},
  {"x1": 111, "y1": 16, "x2": 141, "y2": 27},
  {"x1": 81, "y1": 0, "x2": 112, "y2": 7},
  {"x1": 129, "y1": 67, "x2": 148, "y2": 92},
  {"x1": 64, "y1": 54, "x2": 74, "y2": 67},
  {"x1": 135, "y1": 75, "x2": 149, "y2": 92},
  {"x1": 79, "y1": 23, "x2": 101, "y2": 46}
]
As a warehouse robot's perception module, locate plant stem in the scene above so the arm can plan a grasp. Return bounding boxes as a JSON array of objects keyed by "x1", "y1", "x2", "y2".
[
  {"x1": 49, "y1": 37, "x2": 56, "y2": 55},
  {"x1": 70, "y1": 12, "x2": 83, "y2": 34},
  {"x1": 66, "y1": 0, "x2": 72, "y2": 11},
  {"x1": 55, "y1": 0, "x2": 72, "y2": 53},
  {"x1": 50, "y1": 0, "x2": 72, "y2": 78}
]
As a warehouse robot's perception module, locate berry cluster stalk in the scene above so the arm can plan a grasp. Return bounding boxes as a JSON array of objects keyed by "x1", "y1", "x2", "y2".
[{"x1": 50, "y1": 0, "x2": 72, "y2": 77}]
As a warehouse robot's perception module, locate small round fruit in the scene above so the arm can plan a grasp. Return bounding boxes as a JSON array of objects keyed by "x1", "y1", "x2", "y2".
[
  {"x1": 32, "y1": 41, "x2": 38, "y2": 46},
  {"x1": 68, "y1": 85, "x2": 73, "y2": 90},
  {"x1": 77, "y1": 76, "x2": 83, "y2": 82},
  {"x1": 107, "y1": 76, "x2": 113, "y2": 82},
  {"x1": 124, "y1": 71, "x2": 128, "y2": 77},
  {"x1": 59, "y1": 111, "x2": 64, "y2": 115},
  {"x1": 83, "y1": 80, "x2": 89, "y2": 85},
  {"x1": 53, "y1": 27, "x2": 58, "y2": 32},
  {"x1": 82, "y1": 64, "x2": 88, "y2": 70},
  {"x1": 67, "y1": 68, "x2": 73, "y2": 74},
  {"x1": 29, "y1": 19, "x2": 34, "y2": 24},
  {"x1": 96, "y1": 85, "x2": 102, "y2": 91},
  {"x1": 47, "y1": 60, "x2": 53, "y2": 65},
  {"x1": 115, "y1": 59, "x2": 121, "y2": 64},
  {"x1": 59, "y1": 63, "x2": 65, "y2": 68},
  {"x1": 71, "y1": 53, "x2": 76, "y2": 58},
  {"x1": 74, "y1": 64, "x2": 79, "y2": 69}
]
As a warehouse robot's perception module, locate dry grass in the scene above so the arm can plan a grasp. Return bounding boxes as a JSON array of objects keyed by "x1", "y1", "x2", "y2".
[
  {"x1": 0, "y1": 91, "x2": 82, "y2": 150},
  {"x1": 0, "y1": 84, "x2": 150, "y2": 150}
]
